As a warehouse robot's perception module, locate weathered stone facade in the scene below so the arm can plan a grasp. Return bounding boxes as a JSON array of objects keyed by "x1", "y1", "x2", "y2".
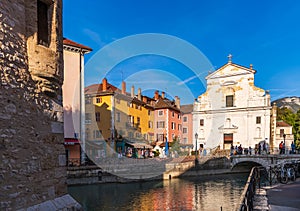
[{"x1": 0, "y1": 0, "x2": 79, "y2": 210}]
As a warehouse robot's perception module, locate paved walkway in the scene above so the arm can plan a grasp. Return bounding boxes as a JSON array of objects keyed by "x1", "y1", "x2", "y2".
[{"x1": 254, "y1": 178, "x2": 300, "y2": 210}]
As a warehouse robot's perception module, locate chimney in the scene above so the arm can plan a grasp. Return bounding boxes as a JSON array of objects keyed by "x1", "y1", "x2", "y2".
[
  {"x1": 142, "y1": 96, "x2": 147, "y2": 103},
  {"x1": 250, "y1": 64, "x2": 253, "y2": 69},
  {"x1": 122, "y1": 81, "x2": 126, "y2": 94},
  {"x1": 161, "y1": 91, "x2": 165, "y2": 99},
  {"x1": 138, "y1": 88, "x2": 142, "y2": 100},
  {"x1": 131, "y1": 85, "x2": 135, "y2": 97},
  {"x1": 154, "y1": 90, "x2": 159, "y2": 100},
  {"x1": 175, "y1": 96, "x2": 180, "y2": 109},
  {"x1": 102, "y1": 78, "x2": 107, "y2": 91}
]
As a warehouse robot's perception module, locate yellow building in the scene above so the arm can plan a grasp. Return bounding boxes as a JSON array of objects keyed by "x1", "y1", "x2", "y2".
[{"x1": 84, "y1": 78, "x2": 155, "y2": 158}]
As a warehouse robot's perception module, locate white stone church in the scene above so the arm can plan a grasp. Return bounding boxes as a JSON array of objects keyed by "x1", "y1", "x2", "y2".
[{"x1": 193, "y1": 57, "x2": 272, "y2": 150}]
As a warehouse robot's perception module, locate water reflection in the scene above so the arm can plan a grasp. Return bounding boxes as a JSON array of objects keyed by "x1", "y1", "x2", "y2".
[{"x1": 68, "y1": 173, "x2": 248, "y2": 211}]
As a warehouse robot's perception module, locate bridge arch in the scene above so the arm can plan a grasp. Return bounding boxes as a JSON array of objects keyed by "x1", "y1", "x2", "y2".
[{"x1": 231, "y1": 157, "x2": 269, "y2": 169}]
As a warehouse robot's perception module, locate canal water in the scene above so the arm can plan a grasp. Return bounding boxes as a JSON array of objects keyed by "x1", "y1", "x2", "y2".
[{"x1": 68, "y1": 173, "x2": 248, "y2": 211}]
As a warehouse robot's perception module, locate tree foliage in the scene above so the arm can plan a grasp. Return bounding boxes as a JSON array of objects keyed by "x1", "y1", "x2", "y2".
[{"x1": 277, "y1": 107, "x2": 300, "y2": 150}]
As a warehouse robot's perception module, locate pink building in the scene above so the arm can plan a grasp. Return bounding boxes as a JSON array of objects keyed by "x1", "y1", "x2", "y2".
[
  {"x1": 63, "y1": 38, "x2": 92, "y2": 166},
  {"x1": 181, "y1": 104, "x2": 194, "y2": 153},
  {"x1": 153, "y1": 91, "x2": 182, "y2": 144}
]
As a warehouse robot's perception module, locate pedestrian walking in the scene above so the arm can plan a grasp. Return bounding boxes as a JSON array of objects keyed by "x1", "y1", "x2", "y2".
[
  {"x1": 291, "y1": 141, "x2": 295, "y2": 154},
  {"x1": 279, "y1": 141, "x2": 283, "y2": 154}
]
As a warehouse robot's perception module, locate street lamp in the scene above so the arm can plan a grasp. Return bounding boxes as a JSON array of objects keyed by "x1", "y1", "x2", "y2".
[
  {"x1": 195, "y1": 133, "x2": 198, "y2": 164},
  {"x1": 283, "y1": 134, "x2": 286, "y2": 154}
]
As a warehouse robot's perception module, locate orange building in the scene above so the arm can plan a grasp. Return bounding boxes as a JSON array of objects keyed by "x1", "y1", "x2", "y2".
[{"x1": 84, "y1": 78, "x2": 155, "y2": 158}]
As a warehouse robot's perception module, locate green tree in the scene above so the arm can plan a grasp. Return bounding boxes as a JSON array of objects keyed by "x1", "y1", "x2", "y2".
[{"x1": 277, "y1": 107, "x2": 300, "y2": 150}]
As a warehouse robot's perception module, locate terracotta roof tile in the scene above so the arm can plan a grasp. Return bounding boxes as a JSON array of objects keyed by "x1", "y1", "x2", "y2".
[
  {"x1": 181, "y1": 104, "x2": 193, "y2": 113},
  {"x1": 276, "y1": 121, "x2": 291, "y2": 127},
  {"x1": 154, "y1": 98, "x2": 180, "y2": 112},
  {"x1": 63, "y1": 38, "x2": 92, "y2": 51},
  {"x1": 85, "y1": 83, "x2": 119, "y2": 95}
]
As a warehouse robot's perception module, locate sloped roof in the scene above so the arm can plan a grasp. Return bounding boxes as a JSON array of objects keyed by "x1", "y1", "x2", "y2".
[
  {"x1": 63, "y1": 38, "x2": 92, "y2": 51},
  {"x1": 154, "y1": 98, "x2": 180, "y2": 112},
  {"x1": 85, "y1": 83, "x2": 119, "y2": 95},
  {"x1": 181, "y1": 104, "x2": 193, "y2": 114},
  {"x1": 276, "y1": 121, "x2": 291, "y2": 127}
]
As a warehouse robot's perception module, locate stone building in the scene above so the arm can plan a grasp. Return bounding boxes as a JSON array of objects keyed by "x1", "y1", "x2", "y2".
[
  {"x1": 193, "y1": 57, "x2": 271, "y2": 151},
  {"x1": 0, "y1": 1, "x2": 80, "y2": 209}
]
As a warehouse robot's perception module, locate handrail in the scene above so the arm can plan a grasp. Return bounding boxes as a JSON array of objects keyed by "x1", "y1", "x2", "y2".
[{"x1": 235, "y1": 166, "x2": 264, "y2": 211}]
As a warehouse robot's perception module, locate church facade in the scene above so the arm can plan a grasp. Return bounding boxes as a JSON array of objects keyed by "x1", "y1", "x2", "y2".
[{"x1": 193, "y1": 58, "x2": 272, "y2": 151}]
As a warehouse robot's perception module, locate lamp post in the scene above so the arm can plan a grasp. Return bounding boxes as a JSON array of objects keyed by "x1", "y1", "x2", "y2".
[
  {"x1": 195, "y1": 133, "x2": 198, "y2": 164},
  {"x1": 283, "y1": 134, "x2": 286, "y2": 154}
]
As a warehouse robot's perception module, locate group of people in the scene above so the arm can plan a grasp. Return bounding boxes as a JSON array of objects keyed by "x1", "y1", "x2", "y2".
[
  {"x1": 279, "y1": 141, "x2": 296, "y2": 154},
  {"x1": 230, "y1": 144, "x2": 253, "y2": 156},
  {"x1": 230, "y1": 141, "x2": 269, "y2": 156},
  {"x1": 230, "y1": 140, "x2": 297, "y2": 156}
]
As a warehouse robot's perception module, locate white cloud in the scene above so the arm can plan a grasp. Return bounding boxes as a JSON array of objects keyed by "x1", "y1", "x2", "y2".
[{"x1": 83, "y1": 28, "x2": 107, "y2": 47}]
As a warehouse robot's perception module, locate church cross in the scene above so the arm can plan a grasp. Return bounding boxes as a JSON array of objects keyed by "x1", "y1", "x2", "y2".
[{"x1": 227, "y1": 54, "x2": 232, "y2": 63}]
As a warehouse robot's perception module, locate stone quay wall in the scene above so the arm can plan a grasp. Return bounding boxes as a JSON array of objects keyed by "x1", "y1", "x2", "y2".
[
  {"x1": 66, "y1": 157, "x2": 241, "y2": 186},
  {"x1": 0, "y1": 1, "x2": 80, "y2": 210}
]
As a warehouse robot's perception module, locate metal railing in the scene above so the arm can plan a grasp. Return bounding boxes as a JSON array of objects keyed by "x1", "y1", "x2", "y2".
[{"x1": 235, "y1": 166, "x2": 265, "y2": 211}]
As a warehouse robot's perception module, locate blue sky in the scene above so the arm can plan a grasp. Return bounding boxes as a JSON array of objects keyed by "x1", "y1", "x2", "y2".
[{"x1": 63, "y1": 0, "x2": 300, "y2": 104}]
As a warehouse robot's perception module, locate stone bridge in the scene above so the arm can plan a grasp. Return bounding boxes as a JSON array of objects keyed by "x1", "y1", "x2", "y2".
[{"x1": 231, "y1": 154, "x2": 300, "y2": 169}]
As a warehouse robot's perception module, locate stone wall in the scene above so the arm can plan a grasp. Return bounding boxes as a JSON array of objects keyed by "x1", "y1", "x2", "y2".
[{"x1": 0, "y1": 0, "x2": 79, "y2": 210}]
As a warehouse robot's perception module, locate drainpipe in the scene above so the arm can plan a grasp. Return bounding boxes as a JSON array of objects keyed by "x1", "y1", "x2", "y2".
[{"x1": 79, "y1": 50, "x2": 86, "y2": 165}]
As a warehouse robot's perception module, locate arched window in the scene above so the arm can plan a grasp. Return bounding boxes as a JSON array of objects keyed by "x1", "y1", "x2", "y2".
[
  {"x1": 256, "y1": 127, "x2": 261, "y2": 138},
  {"x1": 225, "y1": 118, "x2": 231, "y2": 128},
  {"x1": 199, "y1": 129, "x2": 204, "y2": 138}
]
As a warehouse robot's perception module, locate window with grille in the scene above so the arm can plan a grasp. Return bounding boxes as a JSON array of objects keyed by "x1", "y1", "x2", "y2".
[{"x1": 157, "y1": 121, "x2": 165, "y2": 128}]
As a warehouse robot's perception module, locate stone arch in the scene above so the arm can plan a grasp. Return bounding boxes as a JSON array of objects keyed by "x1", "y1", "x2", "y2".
[{"x1": 231, "y1": 157, "x2": 269, "y2": 169}]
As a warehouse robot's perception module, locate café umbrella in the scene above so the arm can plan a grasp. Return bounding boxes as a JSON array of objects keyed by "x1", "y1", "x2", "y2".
[{"x1": 165, "y1": 137, "x2": 169, "y2": 156}]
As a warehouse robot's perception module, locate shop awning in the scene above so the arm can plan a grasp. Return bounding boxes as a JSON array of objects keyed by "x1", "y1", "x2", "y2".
[
  {"x1": 126, "y1": 142, "x2": 153, "y2": 149},
  {"x1": 64, "y1": 138, "x2": 80, "y2": 145}
]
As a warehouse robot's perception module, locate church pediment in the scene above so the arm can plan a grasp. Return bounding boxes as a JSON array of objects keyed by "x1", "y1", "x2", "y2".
[
  {"x1": 206, "y1": 63, "x2": 256, "y2": 80},
  {"x1": 218, "y1": 124, "x2": 238, "y2": 130}
]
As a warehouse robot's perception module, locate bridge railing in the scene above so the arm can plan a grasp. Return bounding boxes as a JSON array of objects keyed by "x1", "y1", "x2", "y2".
[{"x1": 235, "y1": 166, "x2": 266, "y2": 211}]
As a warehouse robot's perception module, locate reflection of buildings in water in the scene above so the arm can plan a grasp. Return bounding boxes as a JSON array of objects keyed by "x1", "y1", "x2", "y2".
[{"x1": 135, "y1": 177, "x2": 245, "y2": 210}]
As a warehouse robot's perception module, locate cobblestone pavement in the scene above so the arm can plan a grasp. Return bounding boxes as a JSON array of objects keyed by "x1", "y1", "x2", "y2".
[{"x1": 254, "y1": 178, "x2": 300, "y2": 210}]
